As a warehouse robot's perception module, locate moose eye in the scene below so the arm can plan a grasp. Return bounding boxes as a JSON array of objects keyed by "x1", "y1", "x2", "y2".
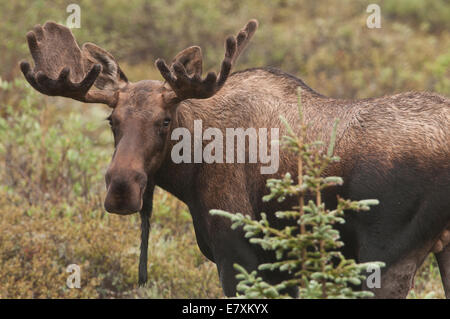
[{"x1": 163, "y1": 118, "x2": 171, "y2": 127}]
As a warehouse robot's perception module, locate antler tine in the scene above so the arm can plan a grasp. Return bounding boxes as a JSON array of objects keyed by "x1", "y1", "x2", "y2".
[
  {"x1": 232, "y1": 19, "x2": 258, "y2": 65},
  {"x1": 216, "y1": 36, "x2": 237, "y2": 88},
  {"x1": 156, "y1": 19, "x2": 258, "y2": 102},
  {"x1": 21, "y1": 60, "x2": 116, "y2": 105},
  {"x1": 20, "y1": 22, "x2": 119, "y2": 106},
  {"x1": 20, "y1": 61, "x2": 40, "y2": 91}
]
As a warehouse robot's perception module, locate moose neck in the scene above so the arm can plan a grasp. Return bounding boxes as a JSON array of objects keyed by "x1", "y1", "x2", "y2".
[
  {"x1": 153, "y1": 68, "x2": 357, "y2": 206},
  {"x1": 153, "y1": 98, "x2": 217, "y2": 205}
]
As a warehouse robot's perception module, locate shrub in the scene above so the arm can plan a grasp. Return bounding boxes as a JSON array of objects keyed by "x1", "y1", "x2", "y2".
[
  {"x1": 0, "y1": 78, "x2": 109, "y2": 204},
  {"x1": 2, "y1": 1, "x2": 449, "y2": 99},
  {"x1": 0, "y1": 77, "x2": 222, "y2": 298}
]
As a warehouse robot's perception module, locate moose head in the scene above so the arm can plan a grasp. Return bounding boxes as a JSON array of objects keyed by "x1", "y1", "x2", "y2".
[{"x1": 20, "y1": 20, "x2": 258, "y2": 215}]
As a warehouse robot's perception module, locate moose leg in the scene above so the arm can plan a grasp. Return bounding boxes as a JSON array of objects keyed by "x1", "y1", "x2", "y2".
[
  {"x1": 216, "y1": 255, "x2": 254, "y2": 296},
  {"x1": 216, "y1": 259, "x2": 237, "y2": 297},
  {"x1": 369, "y1": 220, "x2": 450, "y2": 298},
  {"x1": 211, "y1": 217, "x2": 298, "y2": 297},
  {"x1": 370, "y1": 256, "x2": 418, "y2": 298},
  {"x1": 435, "y1": 245, "x2": 450, "y2": 298},
  {"x1": 360, "y1": 240, "x2": 435, "y2": 298},
  {"x1": 378, "y1": 229, "x2": 450, "y2": 299},
  {"x1": 357, "y1": 218, "x2": 435, "y2": 298},
  {"x1": 213, "y1": 227, "x2": 261, "y2": 297}
]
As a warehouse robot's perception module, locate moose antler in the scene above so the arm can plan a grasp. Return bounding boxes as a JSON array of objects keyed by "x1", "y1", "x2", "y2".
[
  {"x1": 20, "y1": 22, "x2": 126, "y2": 106},
  {"x1": 155, "y1": 19, "x2": 258, "y2": 101}
]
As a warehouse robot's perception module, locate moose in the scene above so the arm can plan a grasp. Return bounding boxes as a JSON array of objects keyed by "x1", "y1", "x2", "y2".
[{"x1": 20, "y1": 20, "x2": 449, "y2": 298}]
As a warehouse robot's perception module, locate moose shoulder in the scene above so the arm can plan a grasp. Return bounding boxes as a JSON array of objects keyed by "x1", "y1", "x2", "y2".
[{"x1": 21, "y1": 20, "x2": 450, "y2": 298}]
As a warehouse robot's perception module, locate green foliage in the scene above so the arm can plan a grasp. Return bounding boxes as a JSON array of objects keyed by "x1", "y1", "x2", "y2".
[
  {"x1": 0, "y1": 77, "x2": 222, "y2": 298},
  {"x1": 0, "y1": 78, "x2": 109, "y2": 203},
  {"x1": 408, "y1": 255, "x2": 444, "y2": 299},
  {"x1": 0, "y1": 186, "x2": 222, "y2": 298},
  {"x1": 383, "y1": 0, "x2": 450, "y2": 32},
  {"x1": 211, "y1": 88, "x2": 384, "y2": 298},
  {"x1": 1, "y1": 0, "x2": 449, "y2": 98}
]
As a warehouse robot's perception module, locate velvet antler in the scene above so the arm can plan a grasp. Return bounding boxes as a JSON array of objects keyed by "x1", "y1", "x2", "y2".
[
  {"x1": 20, "y1": 22, "x2": 128, "y2": 107},
  {"x1": 155, "y1": 19, "x2": 258, "y2": 102}
]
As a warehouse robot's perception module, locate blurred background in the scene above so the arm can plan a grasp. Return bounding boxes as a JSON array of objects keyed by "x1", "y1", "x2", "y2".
[{"x1": 0, "y1": 0, "x2": 448, "y2": 298}]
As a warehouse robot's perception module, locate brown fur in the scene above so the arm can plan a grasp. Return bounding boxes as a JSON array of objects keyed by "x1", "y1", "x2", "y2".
[{"x1": 21, "y1": 21, "x2": 450, "y2": 298}]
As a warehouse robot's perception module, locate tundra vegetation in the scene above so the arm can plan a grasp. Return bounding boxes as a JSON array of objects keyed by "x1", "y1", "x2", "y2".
[{"x1": 0, "y1": 0, "x2": 449, "y2": 298}]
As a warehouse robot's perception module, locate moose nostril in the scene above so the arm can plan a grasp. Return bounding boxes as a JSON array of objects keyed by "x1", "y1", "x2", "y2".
[
  {"x1": 104, "y1": 171, "x2": 145, "y2": 215},
  {"x1": 106, "y1": 170, "x2": 147, "y2": 193},
  {"x1": 113, "y1": 179, "x2": 130, "y2": 194},
  {"x1": 134, "y1": 172, "x2": 147, "y2": 188},
  {"x1": 105, "y1": 172, "x2": 112, "y2": 186}
]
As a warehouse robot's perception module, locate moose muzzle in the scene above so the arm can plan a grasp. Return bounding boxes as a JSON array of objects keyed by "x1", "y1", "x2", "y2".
[{"x1": 104, "y1": 169, "x2": 147, "y2": 215}]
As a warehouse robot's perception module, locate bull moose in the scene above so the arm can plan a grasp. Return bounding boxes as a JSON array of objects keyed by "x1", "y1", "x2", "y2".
[{"x1": 20, "y1": 20, "x2": 449, "y2": 298}]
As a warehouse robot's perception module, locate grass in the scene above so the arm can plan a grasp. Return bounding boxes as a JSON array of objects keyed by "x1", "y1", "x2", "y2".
[
  {"x1": 0, "y1": 80, "x2": 223, "y2": 298},
  {"x1": 0, "y1": 184, "x2": 445, "y2": 298},
  {"x1": 0, "y1": 187, "x2": 222, "y2": 298},
  {"x1": 408, "y1": 255, "x2": 445, "y2": 299}
]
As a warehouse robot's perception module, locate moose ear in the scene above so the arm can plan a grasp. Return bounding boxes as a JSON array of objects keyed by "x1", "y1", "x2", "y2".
[
  {"x1": 171, "y1": 46, "x2": 203, "y2": 77},
  {"x1": 82, "y1": 43, "x2": 128, "y2": 91}
]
